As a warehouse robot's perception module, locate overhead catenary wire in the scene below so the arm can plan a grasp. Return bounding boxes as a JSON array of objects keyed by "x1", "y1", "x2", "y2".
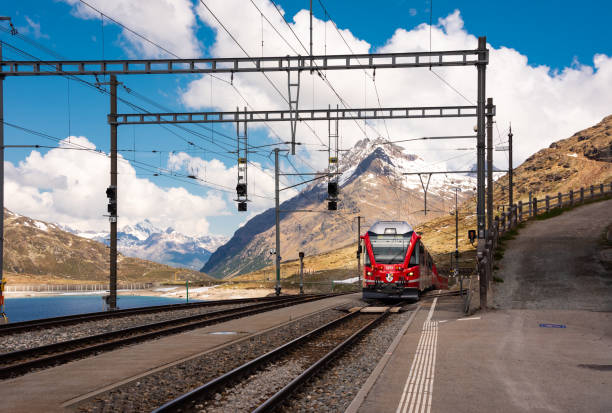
[{"x1": 2, "y1": 120, "x2": 276, "y2": 199}]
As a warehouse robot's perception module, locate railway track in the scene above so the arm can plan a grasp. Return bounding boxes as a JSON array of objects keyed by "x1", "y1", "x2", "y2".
[
  {"x1": 0, "y1": 294, "x2": 337, "y2": 380},
  {"x1": 152, "y1": 307, "x2": 388, "y2": 413},
  {"x1": 0, "y1": 295, "x2": 286, "y2": 336}
]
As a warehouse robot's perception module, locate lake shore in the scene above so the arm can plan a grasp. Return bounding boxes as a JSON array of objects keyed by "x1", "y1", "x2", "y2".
[{"x1": 4, "y1": 285, "x2": 275, "y2": 301}]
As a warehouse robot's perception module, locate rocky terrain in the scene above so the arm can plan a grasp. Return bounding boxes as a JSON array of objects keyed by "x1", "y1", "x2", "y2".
[
  {"x1": 2, "y1": 209, "x2": 212, "y2": 283},
  {"x1": 203, "y1": 138, "x2": 475, "y2": 279},
  {"x1": 229, "y1": 114, "x2": 612, "y2": 282}
]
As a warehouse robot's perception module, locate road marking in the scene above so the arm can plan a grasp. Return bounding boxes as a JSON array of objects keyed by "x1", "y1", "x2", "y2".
[
  {"x1": 396, "y1": 298, "x2": 439, "y2": 413},
  {"x1": 458, "y1": 316, "x2": 481, "y2": 321}
]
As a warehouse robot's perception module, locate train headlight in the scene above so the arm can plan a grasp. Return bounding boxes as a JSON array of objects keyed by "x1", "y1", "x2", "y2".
[
  {"x1": 409, "y1": 272, "x2": 413, "y2": 276},
  {"x1": 367, "y1": 271, "x2": 373, "y2": 276}
]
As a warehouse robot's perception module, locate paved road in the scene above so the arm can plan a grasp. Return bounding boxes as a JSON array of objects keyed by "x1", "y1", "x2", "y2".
[{"x1": 493, "y1": 198, "x2": 612, "y2": 311}]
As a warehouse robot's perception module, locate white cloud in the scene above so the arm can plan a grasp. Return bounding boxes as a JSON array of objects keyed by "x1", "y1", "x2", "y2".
[
  {"x1": 62, "y1": 0, "x2": 201, "y2": 58},
  {"x1": 167, "y1": 151, "x2": 298, "y2": 214},
  {"x1": 5, "y1": 136, "x2": 227, "y2": 237},
  {"x1": 18, "y1": 16, "x2": 50, "y2": 39},
  {"x1": 183, "y1": 4, "x2": 612, "y2": 172}
]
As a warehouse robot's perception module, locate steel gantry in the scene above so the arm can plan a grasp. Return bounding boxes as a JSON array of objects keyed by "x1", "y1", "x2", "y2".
[{"x1": 0, "y1": 38, "x2": 491, "y2": 309}]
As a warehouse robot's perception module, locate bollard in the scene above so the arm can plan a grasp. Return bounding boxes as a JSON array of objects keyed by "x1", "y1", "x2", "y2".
[
  {"x1": 533, "y1": 197, "x2": 538, "y2": 216},
  {"x1": 545, "y1": 195, "x2": 550, "y2": 212},
  {"x1": 569, "y1": 189, "x2": 574, "y2": 206},
  {"x1": 580, "y1": 187, "x2": 584, "y2": 202}
]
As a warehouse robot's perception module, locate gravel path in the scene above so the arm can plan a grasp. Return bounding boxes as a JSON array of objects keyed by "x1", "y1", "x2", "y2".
[
  {"x1": 73, "y1": 299, "x2": 364, "y2": 412},
  {"x1": 280, "y1": 307, "x2": 416, "y2": 413},
  {"x1": 1, "y1": 303, "x2": 248, "y2": 354}
]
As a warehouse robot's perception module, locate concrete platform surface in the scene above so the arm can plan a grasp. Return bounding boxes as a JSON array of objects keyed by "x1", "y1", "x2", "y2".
[
  {"x1": 355, "y1": 295, "x2": 612, "y2": 413},
  {"x1": 0, "y1": 293, "x2": 359, "y2": 413}
]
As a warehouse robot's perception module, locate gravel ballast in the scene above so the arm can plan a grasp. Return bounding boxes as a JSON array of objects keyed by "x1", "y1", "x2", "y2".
[
  {"x1": 279, "y1": 308, "x2": 416, "y2": 413},
  {"x1": 73, "y1": 301, "x2": 363, "y2": 412}
]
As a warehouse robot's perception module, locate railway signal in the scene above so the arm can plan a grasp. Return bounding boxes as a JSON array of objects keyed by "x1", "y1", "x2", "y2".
[
  {"x1": 106, "y1": 185, "x2": 117, "y2": 218},
  {"x1": 468, "y1": 229, "x2": 476, "y2": 244}
]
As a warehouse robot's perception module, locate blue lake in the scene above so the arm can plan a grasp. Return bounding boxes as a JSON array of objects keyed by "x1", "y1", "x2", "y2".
[{"x1": 4, "y1": 295, "x2": 197, "y2": 323}]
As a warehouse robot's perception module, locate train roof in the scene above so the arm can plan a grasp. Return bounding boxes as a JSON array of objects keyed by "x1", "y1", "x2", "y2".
[{"x1": 368, "y1": 220, "x2": 414, "y2": 235}]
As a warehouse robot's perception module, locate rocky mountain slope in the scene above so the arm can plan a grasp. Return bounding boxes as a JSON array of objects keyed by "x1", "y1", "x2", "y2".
[
  {"x1": 221, "y1": 114, "x2": 612, "y2": 283},
  {"x1": 203, "y1": 138, "x2": 475, "y2": 279},
  {"x1": 494, "y1": 114, "x2": 612, "y2": 203},
  {"x1": 3, "y1": 209, "x2": 213, "y2": 283},
  {"x1": 70, "y1": 220, "x2": 228, "y2": 270}
]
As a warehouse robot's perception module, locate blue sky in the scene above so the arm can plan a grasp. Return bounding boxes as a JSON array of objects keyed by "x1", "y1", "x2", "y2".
[{"x1": 2, "y1": 1, "x2": 611, "y2": 237}]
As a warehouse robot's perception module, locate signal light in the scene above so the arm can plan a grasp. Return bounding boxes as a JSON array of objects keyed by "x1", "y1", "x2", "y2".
[
  {"x1": 328, "y1": 200, "x2": 337, "y2": 211},
  {"x1": 238, "y1": 202, "x2": 247, "y2": 211},
  {"x1": 328, "y1": 182, "x2": 338, "y2": 198},
  {"x1": 106, "y1": 186, "x2": 116, "y2": 200},
  {"x1": 107, "y1": 202, "x2": 117, "y2": 215},
  {"x1": 236, "y1": 183, "x2": 247, "y2": 197}
]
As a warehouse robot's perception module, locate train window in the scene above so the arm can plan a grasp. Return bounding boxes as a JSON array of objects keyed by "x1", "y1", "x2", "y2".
[
  {"x1": 370, "y1": 235, "x2": 411, "y2": 264},
  {"x1": 409, "y1": 242, "x2": 419, "y2": 265},
  {"x1": 365, "y1": 251, "x2": 370, "y2": 266}
]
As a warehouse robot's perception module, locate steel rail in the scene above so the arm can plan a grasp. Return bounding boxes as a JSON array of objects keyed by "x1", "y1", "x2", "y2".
[
  {"x1": 152, "y1": 308, "x2": 388, "y2": 412},
  {"x1": 0, "y1": 294, "x2": 334, "y2": 379},
  {"x1": 0, "y1": 295, "x2": 291, "y2": 336},
  {"x1": 253, "y1": 310, "x2": 388, "y2": 412}
]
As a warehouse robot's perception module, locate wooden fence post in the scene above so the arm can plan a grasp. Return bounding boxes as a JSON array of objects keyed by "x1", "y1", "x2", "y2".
[
  {"x1": 558, "y1": 192, "x2": 562, "y2": 207},
  {"x1": 545, "y1": 195, "x2": 550, "y2": 212},
  {"x1": 518, "y1": 200, "x2": 523, "y2": 221},
  {"x1": 569, "y1": 189, "x2": 573, "y2": 206},
  {"x1": 601, "y1": 183, "x2": 605, "y2": 195},
  {"x1": 533, "y1": 197, "x2": 538, "y2": 216},
  {"x1": 590, "y1": 185, "x2": 594, "y2": 198},
  {"x1": 580, "y1": 187, "x2": 584, "y2": 202}
]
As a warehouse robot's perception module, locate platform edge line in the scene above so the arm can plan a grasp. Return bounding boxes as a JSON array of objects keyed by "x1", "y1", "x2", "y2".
[{"x1": 344, "y1": 304, "x2": 421, "y2": 413}]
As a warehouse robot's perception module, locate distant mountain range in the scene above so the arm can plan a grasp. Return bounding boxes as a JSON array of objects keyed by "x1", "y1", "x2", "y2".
[
  {"x1": 3, "y1": 210, "x2": 212, "y2": 282},
  {"x1": 203, "y1": 138, "x2": 476, "y2": 279},
  {"x1": 62, "y1": 220, "x2": 228, "y2": 271}
]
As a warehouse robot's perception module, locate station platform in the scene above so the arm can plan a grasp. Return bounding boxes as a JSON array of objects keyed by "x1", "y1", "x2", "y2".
[
  {"x1": 347, "y1": 294, "x2": 612, "y2": 412},
  {"x1": 0, "y1": 293, "x2": 359, "y2": 412}
]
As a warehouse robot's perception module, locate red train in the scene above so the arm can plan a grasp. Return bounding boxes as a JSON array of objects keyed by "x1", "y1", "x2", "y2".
[{"x1": 361, "y1": 221, "x2": 448, "y2": 300}]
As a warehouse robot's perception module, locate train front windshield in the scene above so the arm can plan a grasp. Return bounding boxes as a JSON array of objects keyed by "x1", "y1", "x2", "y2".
[{"x1": 369, "y1": 234, "x2": 411, "y2": 264}]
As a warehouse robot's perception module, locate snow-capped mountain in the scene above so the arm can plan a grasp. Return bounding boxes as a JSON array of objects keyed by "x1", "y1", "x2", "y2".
[
  {"x1": 203, "y1": 137, "x2": 475, "y2": 278},
  {"x1": 67, "y1": 219, "x2": 228, "y2": 270}
]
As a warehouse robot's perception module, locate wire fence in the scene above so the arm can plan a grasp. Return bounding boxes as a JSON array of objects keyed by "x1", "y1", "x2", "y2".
[{"x1": 4, "y1": 283, "x2": 153, "y2": 293}]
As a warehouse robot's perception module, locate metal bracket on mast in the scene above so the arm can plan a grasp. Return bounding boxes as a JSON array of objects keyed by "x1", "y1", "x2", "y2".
[
  {"x1": 327, "y1": 106, "x2": 339, "y2": 210},
  {"x1": 418, "y1": 173, "x2": 433, "y2": 216},
  {"x1": 235, "y1": 106, "x2": 248, "y2": 211},
  {"x1": 287, "y1": 62, "x2": 301, "y2": 155}
]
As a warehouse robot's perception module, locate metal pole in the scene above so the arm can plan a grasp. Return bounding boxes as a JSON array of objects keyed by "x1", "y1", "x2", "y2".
[
  {"x1": 486, "y1": 97, "x2": 494, "y2": 233},
  {"x1": 476, "y1": 36, "x2": 487, "y2": 310},
  {"x1": 274, "y1": 148, "x2": 281, "y2": 296},
  {"x1": 309, "y1": 0, "x2": 313, "y2": 57},
  {"x1": 0, "y1": 41, "x2": 5, "y2": 320},
  {"x1": 109, "y1": 75, "x2": 118, "y2": 310},
  {"x1": 0, "y1": 42, "x2": 4, "y2": 305},
  {"x1": 299, "y1": 252, "x2": 304, "y2": 295},
  {"x1": 357, "y1": 216, "x2": 362, "y2": 286},
  {"x1": 476, "y1": 36, "x2": 487, "y2": 242},
  {"x1": 508, "y1": 124, "x2": 513, "y2": 208},
  {"x1": 455, "y1": 188, "x2": 459, "y2": 262}
]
